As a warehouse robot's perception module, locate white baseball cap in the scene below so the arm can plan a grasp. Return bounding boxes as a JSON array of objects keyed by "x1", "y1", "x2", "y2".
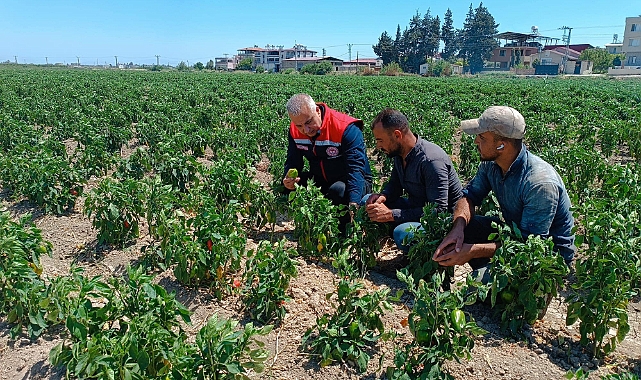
[{"x1": 461, "y1": 106, "x2": 526, "y2": 139}]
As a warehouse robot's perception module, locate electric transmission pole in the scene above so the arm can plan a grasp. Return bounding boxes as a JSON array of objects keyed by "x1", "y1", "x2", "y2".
[
  {"x1": 76, "y1": 56, "x2": 80, "y2": 66},
  {"x1": 14, "y1": 56, "x2": 17, "y2": 64},
  {"x1": 559, "y1": 26, "x2": 572, "y2": 74},
  {"x1": 45, "y1": 57, "x2": 48, "y2": 65},
  {"x1": 156, "y1": 55, "x2": 160, "y2": 66}
]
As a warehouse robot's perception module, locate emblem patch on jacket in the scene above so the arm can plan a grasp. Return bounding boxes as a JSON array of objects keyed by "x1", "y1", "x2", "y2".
[
  {"x1": 296, "y1": 144, "x2": 309, "y2": 151},
  {"x1": 326, "y1": 146, "x2": 339, "y2": 157}
]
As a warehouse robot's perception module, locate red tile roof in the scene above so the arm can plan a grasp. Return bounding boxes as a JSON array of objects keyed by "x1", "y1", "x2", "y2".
[{"x1": 543, "y1": 44, "x2": 593, "y2": 54}]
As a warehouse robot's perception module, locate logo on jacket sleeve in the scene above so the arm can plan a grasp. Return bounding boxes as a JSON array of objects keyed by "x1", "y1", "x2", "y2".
[{"x1": 326, "y1": 146, "x2": 339, "y2": 157}]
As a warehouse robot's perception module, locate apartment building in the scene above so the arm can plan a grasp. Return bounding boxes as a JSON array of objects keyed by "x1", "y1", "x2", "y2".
[
  {"x1": 622, "y1": 16, "x2": 641, "y2": 67},
  {"x1": 229, "y1": 44, "x2": 317, "y2": 72}
]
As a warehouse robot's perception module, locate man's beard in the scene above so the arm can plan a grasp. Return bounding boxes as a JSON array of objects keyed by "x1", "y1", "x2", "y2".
[
  {"x1": 478, "y1": 148, "x2": 499, "y2": 162},
  {"x1": 384, "y1": 143, "x2": 403, "y2": 158}
]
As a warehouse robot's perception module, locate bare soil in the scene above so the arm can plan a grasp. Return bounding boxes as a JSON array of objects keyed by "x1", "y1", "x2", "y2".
[{"x1": 1, "y1": 154, "x2": 640, "y2": 380}]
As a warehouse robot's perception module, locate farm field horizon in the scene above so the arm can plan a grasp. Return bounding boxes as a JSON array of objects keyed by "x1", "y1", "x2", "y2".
[{"x1": 0, "y1": 67, "x2": 640, "y2": 379}]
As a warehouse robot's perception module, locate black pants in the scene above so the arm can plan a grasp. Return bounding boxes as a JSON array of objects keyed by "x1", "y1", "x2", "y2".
[{"x1": 461, "y1": 215, "x2": 503, "y2": 284}]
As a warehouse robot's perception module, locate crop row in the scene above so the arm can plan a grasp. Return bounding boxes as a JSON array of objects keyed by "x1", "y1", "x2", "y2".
[{"x1": 0, "y1": 68, "x2": 640, "y2": 378}]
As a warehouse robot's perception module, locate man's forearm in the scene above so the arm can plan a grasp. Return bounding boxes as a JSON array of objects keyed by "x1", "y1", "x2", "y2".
[
  {"x1": 452, "y1": 196, "x2": 475, "y2": 228},
  {"x1": 469, "y1": 242, "x2": 499, "y2": 260}
]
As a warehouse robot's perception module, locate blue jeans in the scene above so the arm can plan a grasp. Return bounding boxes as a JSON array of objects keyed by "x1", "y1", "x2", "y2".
[{"x1": 360, "y1": 194, "x2": 423, "y2": 252}]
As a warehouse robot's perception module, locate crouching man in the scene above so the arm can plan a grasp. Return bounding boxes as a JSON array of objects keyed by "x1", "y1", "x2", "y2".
[{"x1": 433, "y1": 106, "x2": 575, "y2": 283}]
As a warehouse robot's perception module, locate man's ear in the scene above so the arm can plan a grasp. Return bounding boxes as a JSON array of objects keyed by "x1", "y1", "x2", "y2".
[{"x1": 393, "y1": 129, "x2": 403, "y2": 139}]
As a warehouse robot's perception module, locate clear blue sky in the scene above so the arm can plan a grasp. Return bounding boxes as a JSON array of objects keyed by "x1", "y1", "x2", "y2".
[{"x1": 1, "y1": 0, "x2": 638, "y2": 66}]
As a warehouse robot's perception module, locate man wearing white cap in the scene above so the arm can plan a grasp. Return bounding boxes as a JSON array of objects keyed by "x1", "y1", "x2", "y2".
[{"x1": 433, "y1": 106, "x2": 575, "y2": 281}]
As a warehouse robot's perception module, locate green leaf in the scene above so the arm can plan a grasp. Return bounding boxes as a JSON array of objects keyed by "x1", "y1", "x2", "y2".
[
  {"x1": 137, "y1": 350, "x2": 150, "y2": 371},
  {"x1": 142, "y1": 283, "x2": 156, "y2": 299},
  {"x1": 226, "y1": 363, "x2": 242, "y2": 374}
]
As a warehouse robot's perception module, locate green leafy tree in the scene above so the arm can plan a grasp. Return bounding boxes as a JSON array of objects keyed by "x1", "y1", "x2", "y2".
[
  {"x1": 193, "y1": 61, "x2": 204, "y2": 70},
  {"x1": 394, "y1": 24, "x2": 403, "y2": 64},
  {"x1": 441, "y1": 8, "x2": 457, "y2": 61},
  {"x1": 514, "y1": 50, "x2": 521, "y2": 66},
  {"x1": 299, "y1": 61, "x2": 334, "y2": 75},
  {"x1": 177, "y1": 61, "x2": 189, "y2": 71},
  {"x1": 373, "y1": 31, "x2": 396, "y2": 65},
  {"x1": 579, "y1": 48, "x2": 620, "y2": 73},
  {"x1": 425, "y1": 13, "x2": 441, "y2": 59},
  {"x1": 377, "y1": 9, "x2": 444, "y2": 72},
  {"x1": 458, "y1": 3, "x2": 499, "y2": 74},
  {"x1": 205, "y1": 59, "x2": 215, "y2": 70},
  {"x1": 400, "y1": 12, "x2": 427, "y2": 73},
  {"x1": 236, "y1": 57, "x2": 253, "y2": 71}
]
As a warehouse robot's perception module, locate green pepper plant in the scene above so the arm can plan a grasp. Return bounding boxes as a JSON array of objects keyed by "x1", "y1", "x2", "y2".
[
  {"x1": 302, "y1": 279, "x2": 398, "y2": 373},
  {"x1": 386, "y1": 270, "x2": 486, "y2": 380},
  {"x1": 288, "y1": 181, "x2": 343, "y2": 258},
  {"x1": 242, "y1": 239, "x2": 298, "y2": 323},
  {"x1": 485, "y1": 222, "x2": 569, "y2": 335}
]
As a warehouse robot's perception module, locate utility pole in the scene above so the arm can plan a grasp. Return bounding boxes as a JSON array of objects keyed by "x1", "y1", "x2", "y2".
[
  {"x1": 155, "y1": 55, "x2": 160, "y2": 66},
  {"x1": 115, "y1": 56, "x2": 118, "y2": 67},
  {"x1": 45, "y1": 57, "x2": 48, "y2": 65},
  {"x1": 559, "y1": 26, "x2": 572, "y2": 74},
  {"x1": 14, "y1": 56, "x2": 17, "y2": 64},
  {"x1": 322, "y1": 48, "x2": 326, "y2": 57},
  {"x1": 76, "y1": 56, "x2": 80, "y2": 66}
]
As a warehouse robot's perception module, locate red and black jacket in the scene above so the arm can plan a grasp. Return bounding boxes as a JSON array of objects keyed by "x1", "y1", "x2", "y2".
[{"x1": 284, "y1": 103, "x2": 372, "y2": 204}]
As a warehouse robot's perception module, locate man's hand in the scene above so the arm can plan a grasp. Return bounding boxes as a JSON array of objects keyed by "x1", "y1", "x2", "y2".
[
  {"x1": 283, "y1": 176, "x2": 300, "y2": 190},
  {"x1": 433, "y1": 221, "x2": 465, "y2": 260},
  {"x1": 432, "y1": 243, "x2": 472, "y2": 266},
  {"x1": 366, "y1": 202, "x2": 394, "y2": 223},
  {"x1": 365, "y1": 193, "x2": 386, "y2": 205}
]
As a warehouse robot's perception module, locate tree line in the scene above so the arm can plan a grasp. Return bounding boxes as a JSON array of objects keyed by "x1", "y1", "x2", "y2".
[{"x1": 373, "y1": 3, "x2": 499, "y2": 74}]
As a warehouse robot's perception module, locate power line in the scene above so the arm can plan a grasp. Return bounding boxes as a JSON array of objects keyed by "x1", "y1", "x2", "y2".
[{"x1": 538, "y1": 25, "x2": 622, "y2": 32}]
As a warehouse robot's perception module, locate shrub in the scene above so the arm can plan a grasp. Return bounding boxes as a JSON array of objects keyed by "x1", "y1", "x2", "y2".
[
  {"x1": 381, "y1": 62, "x2": 402, "y2": 76},
  {"x1": 300, "y1": 61, "x2": 334, "y2": 75}
]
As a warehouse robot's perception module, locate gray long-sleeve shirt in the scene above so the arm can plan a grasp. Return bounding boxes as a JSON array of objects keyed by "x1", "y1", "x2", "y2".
[{"x1": 381, "y1": 136, "x2": 463, "y2": 223}]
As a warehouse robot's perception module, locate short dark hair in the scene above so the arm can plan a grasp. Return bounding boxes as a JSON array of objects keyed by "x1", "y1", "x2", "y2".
[
  {"x1": 371, "y1": 108, "x2": 409, "y2": 134},
  {"x1": 491, "y1": 132, "x2": 522, "y2": 148}
]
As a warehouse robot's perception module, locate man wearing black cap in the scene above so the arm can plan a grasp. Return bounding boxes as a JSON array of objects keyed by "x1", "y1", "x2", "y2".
[{"x1": 433, "y1": 106, "x2": 575, "y2": 282}]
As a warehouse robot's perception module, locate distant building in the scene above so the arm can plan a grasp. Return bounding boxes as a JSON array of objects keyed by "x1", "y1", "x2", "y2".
[
  {"x1": 226, "y1": 44, "x2": 317, "y2": 72},
  {"x1": 622, "y1": 16, "x2": 641, "y2": 67},
  {"x1": 419, "y1": 59, "x2": 462, "y2": 75},
  {"x1": 605, "y1": 43, "x2": 623, "y2": 55},
  {"x1": 489, "y1": 32, "x2": 547, "y2": 69},
  {"x1": 215, "y1": 57, "x2": 236, "y2": 70},
  {"x1": 539, "y1": 47, "x2": 592, "y2": 74},
  {"x1": 542, "y1": 44, "x2": 593, "y2": 54},
  {"x1": 338, "y1": 58, "x2": 383, "y2": 72}
]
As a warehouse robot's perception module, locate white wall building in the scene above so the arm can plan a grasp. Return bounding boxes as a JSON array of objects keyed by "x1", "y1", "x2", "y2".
[
  {"x1": 230, "y1": 44, "x2": 317, "y2": 72},
  {"x1": 622, "y1": 16, "x2": 641, "y2": 67}
]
